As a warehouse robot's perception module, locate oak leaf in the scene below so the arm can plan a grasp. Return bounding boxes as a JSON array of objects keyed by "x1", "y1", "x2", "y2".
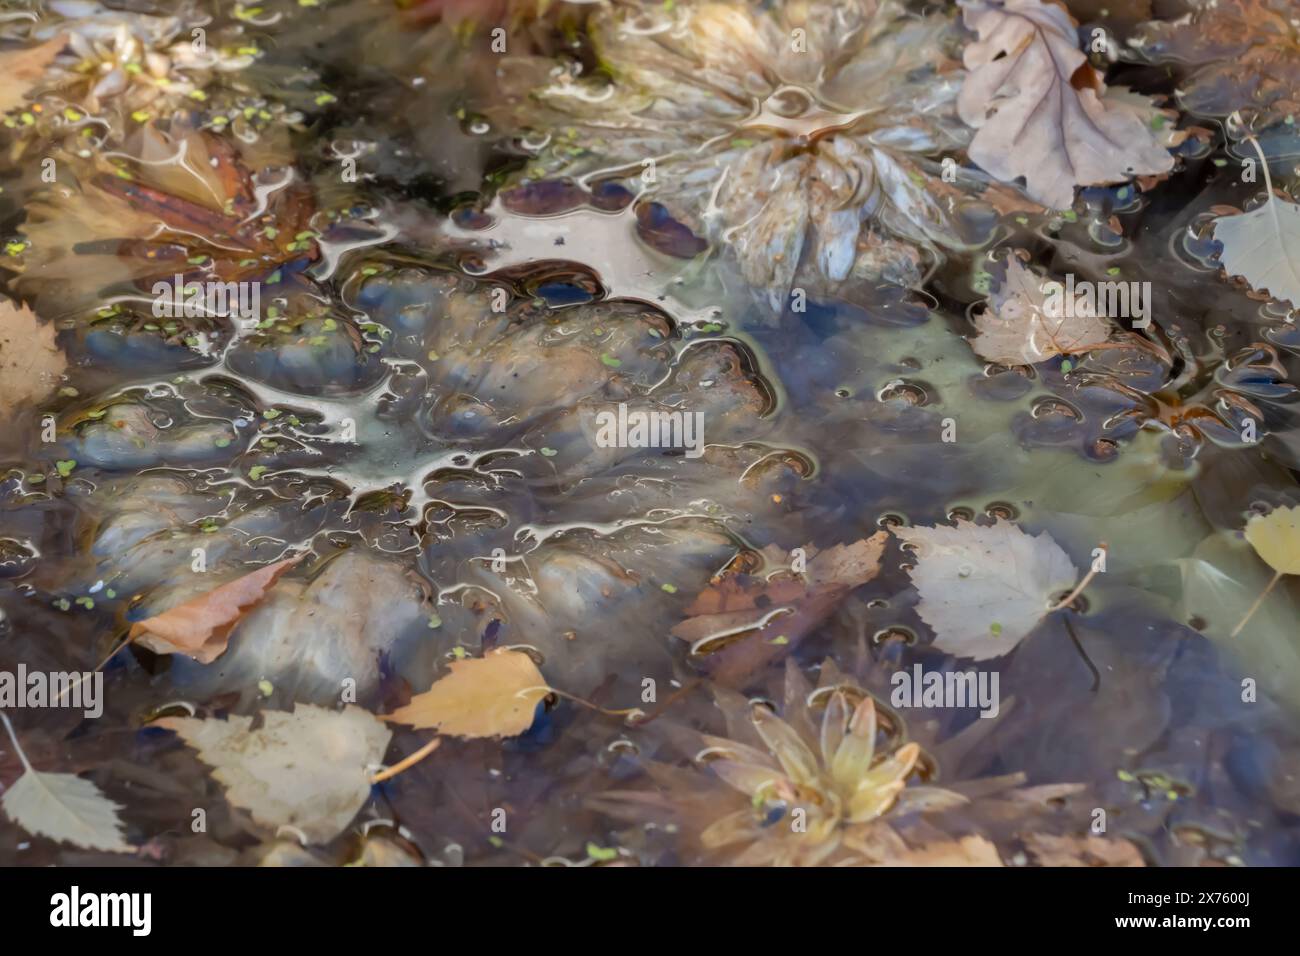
[
  {"x1": 130, "y1": 556, "x2": 300, "y2": 664},
  {"x1": 958, "y1": 0, "x2": 1174, "y2": 209},
  {"x1": 384, "y1": 648, "x2": 550, "y2": 738}
]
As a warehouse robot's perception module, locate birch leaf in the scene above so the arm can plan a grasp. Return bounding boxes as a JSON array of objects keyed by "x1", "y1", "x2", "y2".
[
  {"x1": 383, "y1": 648, "x2": 550, "y2": 738},
  {"x1": 130, "y1": 556, "x2": 300, "y2": 663},
  {"x1": 1212, "y1": 196, "x2": 1300, "y2": 309},
  {"x1": 957, "y1": 0, "x2": 1174, "y2": 209},
  {"x1": 0, "y1": 35, "x2": 66, "y2": 115},
  {"x1": 155, "y1": 704, "x2": 391, "y2": 844},
  {"x1": 1244, "y1": 504, "x2": 1300, "y2": 575},
  {"x1": 971, "y1": 256, "x2": 1113, "y2": 364},
  {"x1": 893, "y1": 519, "x2": 1079, "y2": 660},
  {"x1": 0, "y1": 298, "x2": 66, "y2": 413},
  {"x1": 0, "y1": 712, "x2": 132, "y2": 853}
]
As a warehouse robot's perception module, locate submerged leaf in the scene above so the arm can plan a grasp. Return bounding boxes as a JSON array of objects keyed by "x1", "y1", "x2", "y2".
[
  {"x1": 0, "y1": 35, "x2": 67, "y2": 115},
  {"x1": 958, "y1": 0, "x2": 1174, "y2": 208},
  {"x1": 970, "y1": 256, "x2": 1114, "y2": 365},
  {"x1": 130, "y1": 556, "x2": 300, "y2": 663},
  {"x1": 383, "y1": 648, "x2": 550, "y2": 738},
  {"x1": 671, "y1": 533, "x2": 888, "y2": 685},
  {"x1": 893, "y1": 519, "x2": 1079, "y2": 660},
  {"x1": 0, "y1": 297, "x2": 66, "y2": 413},
  {"x1": 156, "y1": 704, "x2": 391, "y2": 844},
  {"x1": 1, "y1": 771, "x2": 132, "y2": 854}
]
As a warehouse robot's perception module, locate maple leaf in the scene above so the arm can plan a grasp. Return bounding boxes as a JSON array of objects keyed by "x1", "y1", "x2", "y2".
[
  {"x1": 970, "y1": 255, "x2": 1114, "y2": 365},
  {"x1": 0, "y1": 297, "x2": 66, "y2": 413},
  {"x1": 156, "y1": 704, "x2": 391, "y2": 844},
  {"x1": 958, "y1": 0, "x2": 1175, "y2": 209},
  {"x1": 670, "y1": 534, "x2": 888, "y2": 686},
  {"x1": 0, "y1": 34, "x2": 67, "y2": 115},
  {"x1": 1129, "y1": 0, "x2": 1300, "y2": 128},
  {"x1": 892, "y1": 519, "x2": 1081, "y2": 660},
  {"x1": 383, "y1": 648, "x2": 551, "y2": 738},
  {"x1": 0, "y1": 712, "x2": 132, "y2": 854},
  {"x1": 6, "y1": 126, "x2": 318, "y2": 316},
  {"x1": 129, "y1": 556, "x2": 300, "y2": 664}
]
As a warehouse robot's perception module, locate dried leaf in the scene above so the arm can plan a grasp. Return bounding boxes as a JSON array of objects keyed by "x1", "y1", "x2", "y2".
[
  {"x1": 0, "y1": 297, "x2": 66, "y2": 413},
  {"x1": 869, "y1": 834, "x2": 1005, "y2": 867},
  {"x1": 0, "y1": 35, "x2": 66, "y2": 115},
  {"x1": 130, "y1": 557, "x2": 300, "y2": 664},
  {"x1": 893, "y1": 519, "x2": 1079, "y2": 660},
  {"x1": 1212, "y1": 195, "x2": 1300, "y2": 309},
  {"x1": 384, "y1": 648, "x2": 550, "y2": 738},
  {"x1": 1130, "y1": 0, "x2": 1300, "y2": 126},
  {"x1": 1024, "y1": 833, "x2": 1145, "y2": 866},
  {"x1": 0, "y1": 712, "x2": 132, "y2": 853},
  {"x1": 671, "y1": 534, "x2": 888, "y2": 685},
  {"x1": 1244, "y1": 504, "x2": 1300, "y2": 576},
  {"x1": 971, "y1": 256, "x2": 1113, "y2": 365},
  {"x1": 958, "y1": 0, "x2": 1174, "y2": 209},
  {"x1": 156, "y1": 704, "x2": 391, "y2": 844}
]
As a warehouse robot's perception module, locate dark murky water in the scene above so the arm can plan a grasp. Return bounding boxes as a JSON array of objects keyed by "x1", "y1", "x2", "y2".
[{"x1": 0, "y1": 0, "x2": 1298, "y2": 867}]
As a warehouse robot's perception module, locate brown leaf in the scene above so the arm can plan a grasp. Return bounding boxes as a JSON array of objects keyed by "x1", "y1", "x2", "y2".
[
  {"x1": 0, "y1": 298, "x2": 66, "y2": 413},
  {"x1": 1024, "y1": 833, "x2": 1145, "y2": 867},
  {"x1": 0, "y1": 35, "x2": 66, "y2": 115},
  {"x1": 1131, "y1": 0, "x2": 1300, "y2": 127},
  {"x1": 130, "y1": 557, "x2": 301, "y2": 663},
  {"x1": 958, "y1": 0, "x2": 1174, "y2": 209},
  {"x1": 871, "y1": 834, "x2": 1005, "y2": 867},
  {"x1": 383, "y1": 649, "x2": 550, "y2": 739},
  {"x1": 971, "y1": 256, "x2": 1114, "y2": 366},
  {"x1": 671, "y1": 533, "x2": 887, "y2": 686}
]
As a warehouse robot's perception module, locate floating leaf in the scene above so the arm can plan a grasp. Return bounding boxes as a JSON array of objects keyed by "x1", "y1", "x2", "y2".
[
  {"x1": 0, "y1": 712, "x2": 132, "y2": 854},
  {"x1": 893, "y1": 519, "x2": 1080, "y2": 660},
  {"x1": 1212, "y1": 192, "x2": 1300, "y2": 309},
  {"x1": 958, "y1": 0, "x2": 1174, "y2": 209},
  {"x1": 130, "y1": 556, "x2": 300, "y2": 663},
  {"x1": 970, "y1": 256, "x2": 1114, "y2": 365},
  {"x1": 1024, "y1": 833, "x2": 1144, "y2": 867},
  {"x1": 155, "y1": 704, "x2": 391, "y2": 844},
  {"x1": 384, "y1": 648, "x2": 550, "y2": 738},
  {"x1": 0, "y1": 298, "x2": 66, "y2": 413},
  {"x1": 1245, "y1": 504, "x2": 1300, "y2": 575}
]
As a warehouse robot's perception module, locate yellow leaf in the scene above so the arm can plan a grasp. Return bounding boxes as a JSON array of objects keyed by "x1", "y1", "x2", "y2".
[
  {"x1": 1245, "y1": 505, "x2": 1300, "y2": 576},
  {"x1": 130, "y1": 556, "x2": 300, "y2": 663},
  {"x1": 0, "y1": 297, "x2": 66, "y2": 413},
  {"x1": 0, "y1": 35, "x2": 66, "y2": 115},
  {"x1": 384, "y1": 649, "x2": 549, "y2": 738}
]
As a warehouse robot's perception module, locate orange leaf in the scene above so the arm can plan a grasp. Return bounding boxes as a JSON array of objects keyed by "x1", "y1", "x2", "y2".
[
  {"x1": 383, "y1": 649, "x2": 549, "y2": 739},
  {"x1": 129, "y1": 557, "x2": 301, "y2": 663}
]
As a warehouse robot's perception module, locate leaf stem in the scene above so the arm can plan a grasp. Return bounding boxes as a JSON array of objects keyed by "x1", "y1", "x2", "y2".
[
  {"x1": 371, "y1": 736, "x2": 441, "y2": 784},
  {"x1": 1230, "y1": 570, "x2": 1283, "y2": 638},
  {"x1": 0, "y1": 710, "x2": 34, "y2": 775},
  {"x1": 1049, "y1": 543, "x2": 1107, "y2": 612}
]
